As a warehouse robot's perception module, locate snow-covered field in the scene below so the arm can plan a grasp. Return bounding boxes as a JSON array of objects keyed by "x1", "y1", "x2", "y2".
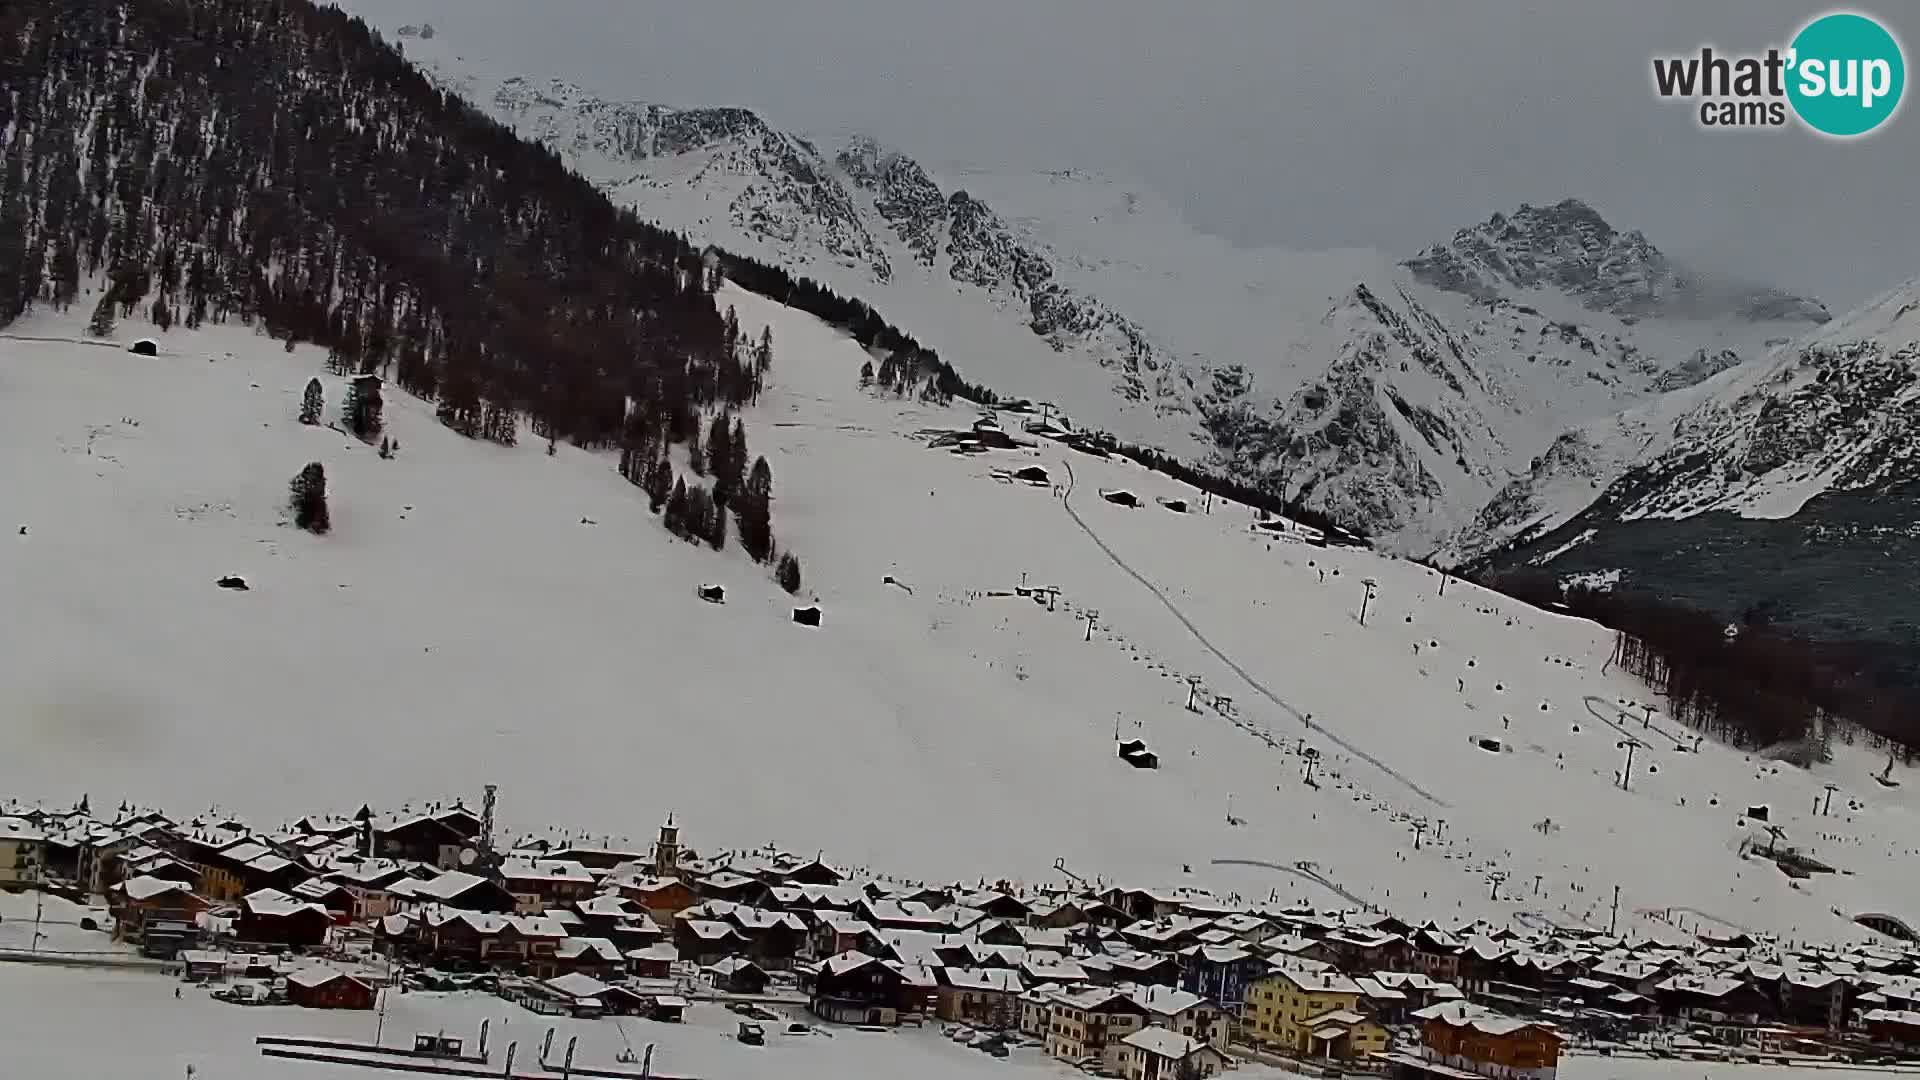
[
  {"x1": 5, "y1": 284, "x2": 1920, "y2": 947},
  {"x1": 0, "y1": 962, "x2": 1889, "y2": 1080}
]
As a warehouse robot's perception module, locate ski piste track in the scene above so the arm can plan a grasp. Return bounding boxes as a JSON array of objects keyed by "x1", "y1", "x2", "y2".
[
  {"x1": 1057, "y1": 459, "x2": 1449, "y2": 808},
  {"x1": 1209, "y1": 858, "x2": 1377, "y2": 910}
]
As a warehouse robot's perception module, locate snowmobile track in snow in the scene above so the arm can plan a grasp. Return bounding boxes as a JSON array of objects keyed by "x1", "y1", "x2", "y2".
[{"x1": 1058, "y1": 460, "x2": 1449, "y2": 808}]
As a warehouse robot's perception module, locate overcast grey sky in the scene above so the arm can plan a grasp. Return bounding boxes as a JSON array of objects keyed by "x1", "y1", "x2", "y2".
[{"x1": 352, "y1": 0, "x2": 1920, "y2": 307}]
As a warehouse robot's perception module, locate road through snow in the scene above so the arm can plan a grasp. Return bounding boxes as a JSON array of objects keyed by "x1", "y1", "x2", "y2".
[{"x1": 1057, "y1": 460, "x2": 1449, "y2": 808}]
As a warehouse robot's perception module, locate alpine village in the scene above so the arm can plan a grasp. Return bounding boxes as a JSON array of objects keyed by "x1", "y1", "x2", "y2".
[{"x1": 6, "y1": 792, "x2": 1920, "y2": 1080}]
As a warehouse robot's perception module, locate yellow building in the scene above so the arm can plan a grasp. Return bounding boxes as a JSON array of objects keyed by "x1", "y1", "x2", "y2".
[{"x1": 1246, "y1": 967, "x2": 1387, "y2": 1059}]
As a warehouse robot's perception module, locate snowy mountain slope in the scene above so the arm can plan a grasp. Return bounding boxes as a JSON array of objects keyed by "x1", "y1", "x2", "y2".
[
  {"x1": 363, "y1": 22, "x2": 1823, "y2": 552},
  {"x1": 7, "y1": 285, "x2": 1920, "y2": 945},
  {"x1": 1405, "y1": 198, "x2": 1831, "y2": 324},
  {"x1": 1468, "y1": 282, "x2": 1920, "y2": 686}
]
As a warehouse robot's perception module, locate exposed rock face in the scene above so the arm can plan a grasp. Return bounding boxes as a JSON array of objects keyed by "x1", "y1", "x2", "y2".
[
  {"x1": 1405, "y1": 198, "x2": 1830, "y2": 324},
  {"x1": 415, "y1": 54, "x2": 1831, "y2": 551}
]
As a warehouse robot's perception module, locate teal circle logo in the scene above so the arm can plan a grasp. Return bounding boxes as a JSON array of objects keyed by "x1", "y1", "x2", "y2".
[{"x1": 1787, "y1": 12, "x2": 1905, "y2": 137}]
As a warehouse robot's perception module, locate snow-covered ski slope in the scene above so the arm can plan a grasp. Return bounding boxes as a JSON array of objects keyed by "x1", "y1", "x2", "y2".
[{"x1": 5, "y1": 286, "x2": 1918, "y2": 945}]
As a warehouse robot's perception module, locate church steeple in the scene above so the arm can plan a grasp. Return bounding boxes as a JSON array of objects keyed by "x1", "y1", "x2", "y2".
[{"x1": 652, "y1": 814, "x2": 681, "y2": 879}]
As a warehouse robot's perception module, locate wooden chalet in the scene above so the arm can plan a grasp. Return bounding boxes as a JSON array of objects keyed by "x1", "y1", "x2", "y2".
[{"x1": 286, "y1": 966, "x2": 377, "y2": 1010}]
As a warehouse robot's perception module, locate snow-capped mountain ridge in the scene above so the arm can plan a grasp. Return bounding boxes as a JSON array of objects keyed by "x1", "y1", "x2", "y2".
[
  {"x1": 1405, "y1": 198, "x2": 1832, "y2": 324},
  {"x1": 391, "y1": 29, "x2": 1825, "y2": 550}
]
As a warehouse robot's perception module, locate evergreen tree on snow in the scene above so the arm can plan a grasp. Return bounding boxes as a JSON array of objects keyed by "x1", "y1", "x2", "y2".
[
  {"x1": 645, "y1": 457, "x2": 673, "y2": 512},
  {"x1": 342, "y1": 376, "x2": 383, "y2": 442},
  {"x1": 299, "y1": 378, "x2": 324, "y2": 425},
  {"x1": 859, "y1": 360, "x2": 874, "y2": 389},
  {"x1": 776, "y1": 552, "x2": 802, "y2": 595},
  {"x1": 289, "y1": 461, "x2": 330, "y2": 534},
  {"x1": 754, "y1": 326, "x2": 773, "y2": 375},
  {"x1": 86, "y1": 292, "x2": 116, "y2": 338},
  {"x1": 664, "y1": 477, "x2": 688, "y2": 535},
  {"x1": 707, "y1": 413, "x2": 735, "y2": 504},
  {"x1": 737, "y1": 455, "x2": 775, "y2": 563}
]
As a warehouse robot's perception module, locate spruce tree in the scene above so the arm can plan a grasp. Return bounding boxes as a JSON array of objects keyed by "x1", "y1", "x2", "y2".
[
  {"x1": 85, "y1": 292, "x2": 116, "y2": 338},
  {"x1": 343, "y1": 376, "x2": 383, "y2": 442},
  {"x1": 776, "y1": 552, "x2": 802, "y2": 595},
  {"x1": 645, "y1": 458, "x2": 672, "y2": 512},
  {"x1": 737, "y1": 455, "x2": 775, "y2": 563},
  {"x1": 290, "y1": 461, "x2": 330, "y2": 534},
  {"x1": 707, "y1": 413, "x2": 733, "y2": 503},
  {"x1": 687, "y1": 428, "x2": 706, "y2": 476},
  {"x1": 755, "y1": 326, "x2": 774, "y2": 374},
  {"x1": 859, "y1": 361, "x2": 874, "y2": 389},
  {"x1": 299, "y1": 378, "x2": 324, "y2": 425},
  {"x1": 664, "y1": 477, "x2": 688, "y2": 536}
]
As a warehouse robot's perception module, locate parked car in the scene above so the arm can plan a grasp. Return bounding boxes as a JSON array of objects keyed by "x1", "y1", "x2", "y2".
[{"x1": 737, "y1": 1023, "x2": 765, "y2": 1046}]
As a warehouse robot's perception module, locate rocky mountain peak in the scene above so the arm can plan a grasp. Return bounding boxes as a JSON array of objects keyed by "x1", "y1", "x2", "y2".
[{"x1": 1405, "y1": 198, "x2": 1828, "y2": 325}]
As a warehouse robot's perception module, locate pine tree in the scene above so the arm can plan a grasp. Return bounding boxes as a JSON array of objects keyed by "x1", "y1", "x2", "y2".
[
  {"x1": 645, "y1": 458, "x2": 673, "y2": 512},
  {"x1": 86, "y1": 292, "x2": 116, "y2": 338},
  {"x1": 378, "y1": 436, "x2": 393, "y2": 459},
  {"x1": 776, "y1": 552, "x2": 802, "y2": 595},
  {"x1": 683, "y1": 484, "x2": 714, "y2": 544},
  {"x1": 299, "y1": 378, "x2": 324, "y2": 425},
  {"x1": 859, "y1": 360, "x2": 874, "y2": 389},
  {"x1": 289, "y1": 461, "x2": 330, "y2": 534},
  {"x1": 343, "y1": 376, "x2": 383, "y2": 442},
  {"x1": 729, "y1": 417, "x2": 748, "y2": 496},
  {"x1": 707, "y1": 413, "x2": 734, "y2": 503},
  {"x1": 737, "y1": 455, "x2": 775, "y2": 563},
  {"x1": 723, "y1": 305, "x2": 741, "y2": 363},
  {"x1": 755, "y1": 326, "x2": 774, "y2": 374},
  {"x1": 708, "y1": 497, "x2": 728, "y2": 550},
  {"x1": 687, "y1": 427, "x2": 706, "y2": 476},
  {"x1": 664, "y1": 477, "x2": 688, "y2": 535}
]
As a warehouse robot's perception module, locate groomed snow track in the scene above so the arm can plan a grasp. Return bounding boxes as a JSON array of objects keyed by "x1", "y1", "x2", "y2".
[{"x1": 1059, "y1": 460, "x2": 1449, "y2": 808}]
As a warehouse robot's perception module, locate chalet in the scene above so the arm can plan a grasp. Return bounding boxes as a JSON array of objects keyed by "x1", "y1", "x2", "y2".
[
  {"x1": 235, "y1": 889, "x2": 334, "y2": 949},
  {"x1": 1653, "y1": 974, "x2": 1777, "y2": 1025},
  {"x1": 612, "y1": 873, "x2": 697, "y2": 925},
  {"x1": 1245, "y1": 968, "x2": 1367, "y2": 1053},
  {"x1": 286, "y1": 966, "x2": 377, "y2": 1010},
  {"x1": 552, "y1": 937, "x2": 625, "y2": 980},
  {"x1": 501, "y1": 858, "x2": 598, "y2": 912},
  {"x1": 0, "y1": 818, "x2": 46, "y2": 887},
  {"x1": 1178, "y1": 944, "x2": 1263, "y2": 1012},
  {"x1": 955, "y1": 889, "x2": 1032, "y2": 923},
  {"x1": 1128, "y1": 984, "x2": 1229, "y2": 1050},
  {"x1": 811, "y1": 951, "x2": 911, "y2": 1026},
  {"x1": 812, "y1": 914, "x2": 882, "y2": 959},
  {"x1": 1101, "y1": 489, "x2": 1142, "y2": 507},
  {"x1": 1118, "y1": 739, "x2": 1159, "y2": 769},
  {"x1": 676, "y1": 919, "x2": 748, "y2": 966},
  {"x1": 1103, "y1": 887, "x2": 1196, "y2": 922},
  {"x1": 544, "y1": 972, "x2": 613, "y2": 1018},
  {"x1": 543, "y1": 845, "x2": 650, "y2": 872},
  {"x1": 405, "y1": 907, "x2": 567, "y2": 976},
  {"x1": 1321, "y1": 927, "x2": 1414, "y2": 973},
  {"x1": 371, "y1": 814, "x2": 471, "y2": 868},
  {"x1": 1117, "y1": 1026, "x2": 1229, "y2": 1080},
  {"x1": 1040, "y1": 985, "x2": 1154, "y2": 1072},
  {"x1": 325, "y1": 860, "x2": 427, "y2": 920},
  {"x1": 129, "y1": 338, "x2": 158, "y2": 355},
  {"x1": 570, "y1": 894, "x2": 664, "y2": 949},
  {"x1": 1403, "y1": 1002, "x2": 1562, "y2": 1080},
  {"x1": 109, "y1": 876, "x2": 209, "y2": 945},
  {"x1": 1121, "y1": 916, "x2": 1211, "y2": 953},
  {"x1": 935, "y1": 967, "x2": 1025, "y2": 1028},
  {"x1": 694, "y1": 871, "x2": 771, "y2": 907},
  {"x1": 707, "y1": 956, "x2": 772, "y2": 995},
  {"x1": 1023, "y1": 954, "x2": 1093, "y2": 988},
  {"x1": 394, "y1": 871, "x2": 515, "y2": 914},
  {"x1": 856, "y1": 898, "x2": 950, "y2": 933},
  {"x1": 626, "y1": 942, "x2": 678, "y2": 979},
  {"x1": 290, "y1": 878, "x2": 357, "y2": 919},
  {"x1": 1410, "y1": 926, "x2": 1467, "y2": 981},
  {"x1": 721, "y1": 906, "x2": 808, "y2": 968},
  {"x1": 1862, "y1": 1008, "x2": 1920, "y2": 1048}
]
